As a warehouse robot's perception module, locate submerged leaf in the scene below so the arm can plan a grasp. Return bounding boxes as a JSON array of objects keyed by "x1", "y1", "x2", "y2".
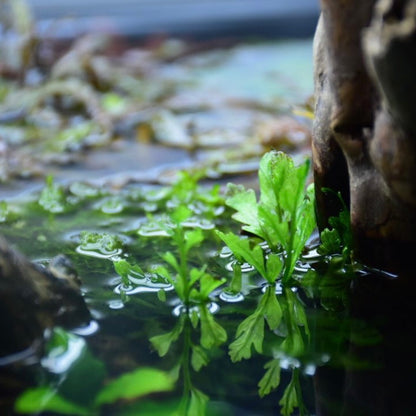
[
  {"x1": 95, "y1": 368, "x2": 174, "y2": 405},
  {"x1": 229, "y1": 308, "x2": 265, "y2": 362},
  {"x1": 15, "y1": 387, "x2": 89, "y2": 416},
  {"x1": 279, "y1": 369, "x2": 301, "y2": 416},
  {"x1": 150, "y1": 317, "x2": 185, "y2": 357},
  {"x1": 199, "y1": 304, "x2": 227, "y2": 349},
  {"x1": 262, "y1": 285, "x2": 282, "y2": 330},
  {"x1": 191, "y1": 345, "x2": 209, "y2": 372},
  {"x1": 188, "y1": 388, "x2": 209, "y2": 416},
  {"x1": 258, "y1": 359, "x2": 281, "y2": 397}
]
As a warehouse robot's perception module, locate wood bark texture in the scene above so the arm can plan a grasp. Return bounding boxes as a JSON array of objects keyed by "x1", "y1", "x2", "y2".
[
  {"x1": 0, "y1": 236, "x2": 90, "y2": 357},
  {"x1": 313, "y1": 0, "x2": 416, "y2": 273}
]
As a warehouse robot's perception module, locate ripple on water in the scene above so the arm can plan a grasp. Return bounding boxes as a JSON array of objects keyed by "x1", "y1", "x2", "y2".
[
  {"x1": 225, "y1": 259, "x2": 255, "y2": 273},
  {"x1": 137, "y1": 223, "x2": 171, "y2": 237},
  {"x1": 219, "y1": 291, "x2": 245, "y2": 303},
  {"x1": 76, "y1": 245, "x2": 123, "y2": 259},
  {"x1": 114, "y1": 273, "x2": 174, "y2": 295},
  {"x1": 108, "y1": 299, "x2": 125, "y2": 310},
  {"x1": 181, "y1": 217, "x2": 215, "y2": 230},
  {"x1": 172, "y1": 302, "x2": 220, "y2": 317},
  {"x1": 72, "y1": 320, "x2": 100, "y2": 336}
]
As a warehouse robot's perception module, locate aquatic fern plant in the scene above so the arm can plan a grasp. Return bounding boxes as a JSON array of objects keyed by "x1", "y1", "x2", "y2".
[{"x1": 217, "y1": 151, "x2": 316, "y2": 284}]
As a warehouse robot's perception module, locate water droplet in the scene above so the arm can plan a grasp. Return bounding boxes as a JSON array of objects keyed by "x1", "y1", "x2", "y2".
[{"x1": 219, "y1": 291, "x2": 245, "y2": 303}]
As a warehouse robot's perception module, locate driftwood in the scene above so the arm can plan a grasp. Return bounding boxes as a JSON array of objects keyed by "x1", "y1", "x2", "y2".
[
  {"x1": 313, "y1": 0, "x2": 416, "y2": 273},
  {"x1": 0, "y1": 236, "x2": 90, "y2": 357}
]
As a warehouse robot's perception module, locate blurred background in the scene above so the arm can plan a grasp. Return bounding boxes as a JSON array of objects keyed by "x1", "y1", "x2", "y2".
[
  {"x1": 27, "y1": 0, "x2": 320, "y2": 40},
  {"x1": 0, "y1": 0, "x2": 320, "y2": 192}
]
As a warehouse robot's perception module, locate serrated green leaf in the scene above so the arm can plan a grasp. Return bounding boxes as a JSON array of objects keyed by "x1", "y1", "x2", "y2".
[
  {"x1": 199, "y1": 304, "x2": 227, "y2": 349},
  {"x1": 258, "y1": 359, "x2": 281, "y2": 397},
  {"x1": 279, "y1": 370, "x2": 299, "y2": 416},
  {"x1": 15, "y1": 387, "x2": 89, "y2": 415},
  {"x1": 191, "y1": 345, "x2": 209, "y2": 372},
  {"x1": 229, "y1": 308, "x2": 264, "y2": 362},
  {"x1": 216, "y1": 231, "x2": 266, "y2": 279},
  {"x1": 225, "y1": 187, "x2": 265, "y2": 239},
  {"x1": 95, "y1": 368, "x2": 174, "y2": 406},
  {"x1": 318, "y1": 228, "x2": 341, "y2": 255}
]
